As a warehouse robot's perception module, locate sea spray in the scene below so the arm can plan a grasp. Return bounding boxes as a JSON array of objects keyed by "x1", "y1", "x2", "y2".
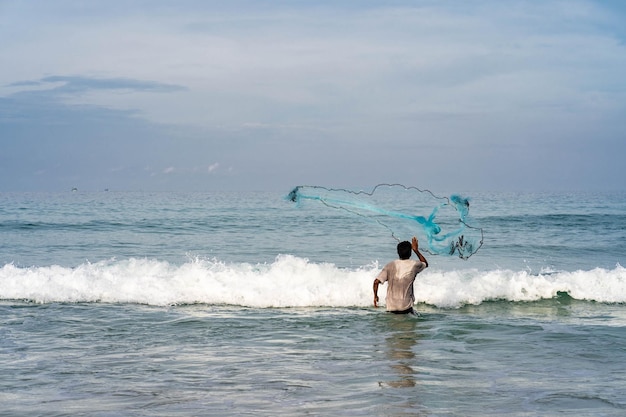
[{"x1": 2, "y1": 257, "x2": 624, "y2": 308}]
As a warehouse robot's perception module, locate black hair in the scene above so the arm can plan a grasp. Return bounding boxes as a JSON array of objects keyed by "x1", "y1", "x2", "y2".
[{"x1": 397, "y1": 241, "x2": 412, "y2": 260}]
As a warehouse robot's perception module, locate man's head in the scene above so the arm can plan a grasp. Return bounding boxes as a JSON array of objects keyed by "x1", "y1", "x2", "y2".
[{"x1": 397, "y1": 241, "x2": 412, "y2": 260}]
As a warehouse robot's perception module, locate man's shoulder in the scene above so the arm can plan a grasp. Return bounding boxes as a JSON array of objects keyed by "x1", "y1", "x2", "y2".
[
  {"x1": 400, "y1": 258, "x2": 426, "y2": 271},
  {"x1": 382, "y1": 260, "x2": 396, "y2": 269},
  {"x1": 386, "y1": 259, "x2": 423, "y2": 269}
]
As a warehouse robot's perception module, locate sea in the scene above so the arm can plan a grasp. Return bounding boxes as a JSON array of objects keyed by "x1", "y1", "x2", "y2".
[{"x1": 1, "y1": 189, "x2": 625, "y2": 416}]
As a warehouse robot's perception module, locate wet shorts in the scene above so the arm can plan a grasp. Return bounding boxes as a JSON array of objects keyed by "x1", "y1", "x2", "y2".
[{"x1": 389, "y1": 307, "x2": 414, "y2": 315}]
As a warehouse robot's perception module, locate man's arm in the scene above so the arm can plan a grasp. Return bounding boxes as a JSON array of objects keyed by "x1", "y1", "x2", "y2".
[
  {"x1": 412, "y1": 236, "x2": 428, "y2": 267},
  {"x1": 373, "y1": 279, "x2": 381, "y2": 307}
]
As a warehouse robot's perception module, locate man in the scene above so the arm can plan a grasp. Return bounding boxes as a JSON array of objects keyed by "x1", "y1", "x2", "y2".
[{"x1": 373, "y1": 236, "x2": 428, "y2": 314}]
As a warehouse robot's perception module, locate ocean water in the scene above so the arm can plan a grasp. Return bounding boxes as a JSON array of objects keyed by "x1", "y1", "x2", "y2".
[{"x1": 1, "y1": 189, "x2": 625, "y2": 416}]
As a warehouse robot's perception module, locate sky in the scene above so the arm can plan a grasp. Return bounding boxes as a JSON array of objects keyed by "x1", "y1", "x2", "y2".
[{"x1": 1, "y1": 0, "x2": 625, "y2": 192}]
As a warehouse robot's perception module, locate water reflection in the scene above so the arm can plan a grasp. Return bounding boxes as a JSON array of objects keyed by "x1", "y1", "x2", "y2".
[{"x1": 382, "y1": 314, "x2": 420, "y2": 388}]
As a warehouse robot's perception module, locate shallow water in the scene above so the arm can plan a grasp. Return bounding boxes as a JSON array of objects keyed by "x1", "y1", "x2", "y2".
[
  {"x1": 2, "y1": 300, "x2": 625, "y2": 416},
  {"x1": 1, "y1": 190, "x2": 625, "y2": 415}
]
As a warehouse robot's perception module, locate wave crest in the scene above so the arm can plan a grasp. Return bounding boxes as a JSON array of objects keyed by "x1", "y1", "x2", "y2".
[{"x1": 1, "y1": 257, "x2": 624, "y2": 308}]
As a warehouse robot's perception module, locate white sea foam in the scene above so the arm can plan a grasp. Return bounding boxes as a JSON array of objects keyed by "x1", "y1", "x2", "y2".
[
  {"x1": 1, "y1": 256, "x2": 624, "y2": 308},
  {"x1": 415, "y1": 265, "x2": 626, "y2": 308}
]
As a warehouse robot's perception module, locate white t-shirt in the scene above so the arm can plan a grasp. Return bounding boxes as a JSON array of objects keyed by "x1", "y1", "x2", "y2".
[{"x1": 376, "y1": 259, "x2": 426, "y2": 311}]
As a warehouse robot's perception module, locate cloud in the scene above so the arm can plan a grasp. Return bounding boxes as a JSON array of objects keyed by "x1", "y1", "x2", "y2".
[
  {"x1": 6, "y1": 75, "x2": 186, "y2": 98},
  {"x1": 0, "y1": 1, "x2": 625, "y2": 192},
  {"x1": 45, "y1": 75, "x2": 185, "y2": 93}
]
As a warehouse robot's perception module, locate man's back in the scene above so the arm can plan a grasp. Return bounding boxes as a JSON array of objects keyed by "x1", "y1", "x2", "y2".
[{"x1": 377, "y1": 259, "x2": 426, "y2": 311}]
